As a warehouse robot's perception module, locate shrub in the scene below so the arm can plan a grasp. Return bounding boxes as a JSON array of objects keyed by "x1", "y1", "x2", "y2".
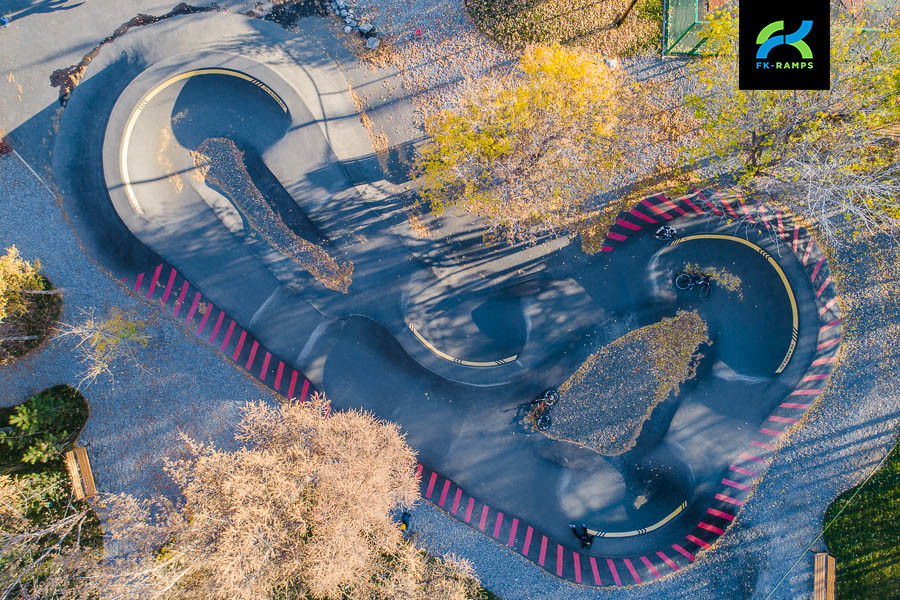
[{"x1": 0, "y1": 386, "x2": 88, "y2": 468}]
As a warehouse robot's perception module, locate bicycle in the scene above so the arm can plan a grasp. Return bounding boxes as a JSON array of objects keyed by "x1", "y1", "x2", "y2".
[
  {"x1": 529, "y1": 389, "x2": 559, "y2": 431},
  {"x1": 674, "y1": 272, "x2": 712, "y2": 300},
  {"x1": 653, "y1": 225, "x2": 677, "y2": 240}
]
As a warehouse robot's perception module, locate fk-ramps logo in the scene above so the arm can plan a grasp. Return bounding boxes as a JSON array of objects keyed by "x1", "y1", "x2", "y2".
[{"x1": 739, "y1": 1, "x2": 830, "y2": 90}]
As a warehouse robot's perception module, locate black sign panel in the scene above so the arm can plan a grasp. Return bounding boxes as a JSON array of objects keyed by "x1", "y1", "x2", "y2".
[{"x1": 739, "y1": 1, "x2": 830, "y2": 90}]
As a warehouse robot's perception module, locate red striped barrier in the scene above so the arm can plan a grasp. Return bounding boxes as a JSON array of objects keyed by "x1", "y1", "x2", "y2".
[
  {"x1": 624, "y1": 558, "x2": 641, "y2": 584},
  {"x1": 656, "y1": 551, "x2": 679, "y2": 571},
  {"x1": 590, "y1": 556, "x2": 602, "y2": 584},
  {"x1": 607, "y1": 558, "x2": 622, "y2": 586},
  {"x1": 508, "y1": 518, "x2": 518, "y2": 547},
  {"x1": 640, "y1": 555, "x2": 662, "y2": 579},
  {"x1": 686, "y1": 534, "x2": 710, "y2": 549}
]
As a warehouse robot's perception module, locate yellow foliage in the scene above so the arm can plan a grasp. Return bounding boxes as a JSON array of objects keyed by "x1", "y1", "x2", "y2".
[
  {"x1": 418, "y1": 44, "x2": 628, "y2": 241},
  {"x1": 0, "y1": 245, "x2": 42, "y2": 324},
  {"x1": 685, "y1": 6, "x2": 900, "y2": 242}
]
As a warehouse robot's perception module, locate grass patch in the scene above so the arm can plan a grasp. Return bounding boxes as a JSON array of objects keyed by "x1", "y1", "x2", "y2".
[
  {"x1": 465, "y1": 0, "x2": 663, "y2": 56},
  {"x1": 0, "y1": 387, "x2": 102, "y2": 597},
  {"x1": 0, "y1": 274, "x2": 62, "y2": 364},
  {"x1": 547, "y1": 310, "x2": 709, "y2": 455},
  {"x1": 823, "y1": 436, "x2": 899, "y2": 600},
  {"x1": 1, "y1": 385, "x2": 89, "y2": 475}
]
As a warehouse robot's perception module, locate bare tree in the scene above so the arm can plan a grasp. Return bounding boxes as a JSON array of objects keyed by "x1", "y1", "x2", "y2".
[
  {"x1": 0, "y1": 474, "x2": 101, "y2": 600},
  {"x1": 53, "y1": 308, "x2": 150, "y2": 387},
  {"x1": 685, "y1": 5, "x2": 900, "y2": 245},
  {"x1": 88, "y1": 395, "x2": 478, "y2": 600}
]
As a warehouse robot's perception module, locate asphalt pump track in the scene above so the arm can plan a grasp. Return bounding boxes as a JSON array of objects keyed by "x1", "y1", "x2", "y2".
[{"x1": 51, "y1": 12, "x2": 842, "y2": 588}]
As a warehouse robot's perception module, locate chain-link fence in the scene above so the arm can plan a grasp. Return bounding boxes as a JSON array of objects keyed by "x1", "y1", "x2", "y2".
[{"x1": 663, "y1": 0, "x2": 712, "y2": 55}]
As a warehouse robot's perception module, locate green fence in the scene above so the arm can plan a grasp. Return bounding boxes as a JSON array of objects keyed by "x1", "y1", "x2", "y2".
[{"x1": 664, "y1": 0, "x2": 708, "y2": 55}]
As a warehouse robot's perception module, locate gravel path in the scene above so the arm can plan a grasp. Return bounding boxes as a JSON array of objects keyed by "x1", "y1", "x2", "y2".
[
  {"x1": 352, "y1": 0, "x2": 514, "y2": 119},
  {"x1": 0, "y1": 151, "x2": 278, "y2": 499}
]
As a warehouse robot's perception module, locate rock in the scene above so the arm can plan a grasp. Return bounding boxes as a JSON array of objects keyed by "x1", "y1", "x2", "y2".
[
  {"x1": 336, "y1": 0, "x2": 346, "y2": 7},
  {"x1": 365, "y1": 36, "x2": 380, "y2": 49},
  {"x1": 346, "y1": 19, "x2": 357, "y2": 27},
  {"x1": 358, "y1": 22, "x2": 373, "y2": 34},
  {"x1": 339, "y1": 9, "x2": 347, "y2": 16},
  {"x1": 344, "y1": 25, "x2": 353, "y2": 33}
]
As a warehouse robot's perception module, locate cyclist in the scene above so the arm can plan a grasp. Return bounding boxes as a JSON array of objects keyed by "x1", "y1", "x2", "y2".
[
  {"x1": 654, "y1": 225, "x2": 677, "y2": 240},
  {"x1": 569, "y1": 523, "x2": 595, "y2": 549}
]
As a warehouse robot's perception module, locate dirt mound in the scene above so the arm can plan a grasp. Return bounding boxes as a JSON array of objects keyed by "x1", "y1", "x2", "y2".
[{"x1": 546, "y1": 310, "x2": 709, "y2": 455}]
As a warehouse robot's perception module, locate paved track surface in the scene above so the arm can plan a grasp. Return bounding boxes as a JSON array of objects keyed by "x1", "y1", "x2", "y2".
[{"x1": 45, "y1": 12, "x2": 840, "y2": 585}]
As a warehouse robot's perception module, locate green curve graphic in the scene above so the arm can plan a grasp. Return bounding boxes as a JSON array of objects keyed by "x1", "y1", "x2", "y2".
[
  {"x1": 790, "y1": 40, "x2": 813, "y2": 59},
  {"x1": 756, "y1": 20, "x2": 784, "y2": 44}
]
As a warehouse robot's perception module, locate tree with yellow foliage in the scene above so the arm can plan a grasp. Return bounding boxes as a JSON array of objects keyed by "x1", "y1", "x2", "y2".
[
  {"x1": 685, "y1": 5, "x2": 900, "y2": 243},
  {"x1": 418, "y1": 44, "x2": 630, "y2": 241},
  {"x1": 0, "y1": 246, "x2": 44, "y2": 325}
]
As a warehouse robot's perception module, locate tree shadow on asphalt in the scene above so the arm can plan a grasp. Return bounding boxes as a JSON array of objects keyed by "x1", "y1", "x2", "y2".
[{"x1": 5, "y1": 0, "x2": 85, "y2": 20}]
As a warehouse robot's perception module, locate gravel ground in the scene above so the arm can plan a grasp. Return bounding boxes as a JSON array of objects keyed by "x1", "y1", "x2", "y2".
[
  {"x1": 0, "y1": 151, "x2": 277, "y2": 499},
  {"x1": 352, "y1": 0, "x2": 514, "y2": 119}
]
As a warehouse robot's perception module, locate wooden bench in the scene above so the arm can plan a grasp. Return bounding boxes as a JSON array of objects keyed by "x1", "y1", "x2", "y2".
[
  {"x1": 64, "y1": 446, "x2": 97, "y2": 500},
  {"x1": 813, "y1": 552, "x2": 836, "y2": 600}
]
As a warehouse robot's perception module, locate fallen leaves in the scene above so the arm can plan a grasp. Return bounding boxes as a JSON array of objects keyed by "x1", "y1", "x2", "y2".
[{"x1": 546, "y1": 310, "x2": 710, "y2": 455}]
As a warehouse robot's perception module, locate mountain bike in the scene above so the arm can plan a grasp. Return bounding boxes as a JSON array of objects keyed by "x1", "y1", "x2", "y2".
[
  {"x1": 654, "y1": 225, "x2": 677, "y2": 240},
  {"x1": 530, "y1": 389, "x2": 559, "y2": 431},
  {"x1": 674, "y1": 272, "x2": 712, "y2": 300}
]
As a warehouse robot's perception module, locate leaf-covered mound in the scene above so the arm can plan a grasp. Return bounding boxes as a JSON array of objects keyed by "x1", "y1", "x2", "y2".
[
  {"x1": 465, "y1": 0, "x2": 662, "y2": 56},
  {"x1": 547, "y1": 310, "x2": 709, "y2": 455},
  {"x1": 685, "y1": 262, "x2": 743, "y2": 301},
  {"x1": 191, "y1": 138, "x2": 354, "y2": 293}
]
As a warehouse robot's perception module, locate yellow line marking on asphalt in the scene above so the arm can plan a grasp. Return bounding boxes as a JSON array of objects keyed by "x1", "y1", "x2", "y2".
[
  {"x1": 120, "y1": 68, "x2": 288, "y2": 215},
  {"x1": 671, "y1": 233, "x2": 799, "y2": 373},
  {"x1": 407, "y1": 322, "x2": 518, "y2": 367},
  {"x1": 587, "y1": 500, "x2": 689, "y2": 538}
]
